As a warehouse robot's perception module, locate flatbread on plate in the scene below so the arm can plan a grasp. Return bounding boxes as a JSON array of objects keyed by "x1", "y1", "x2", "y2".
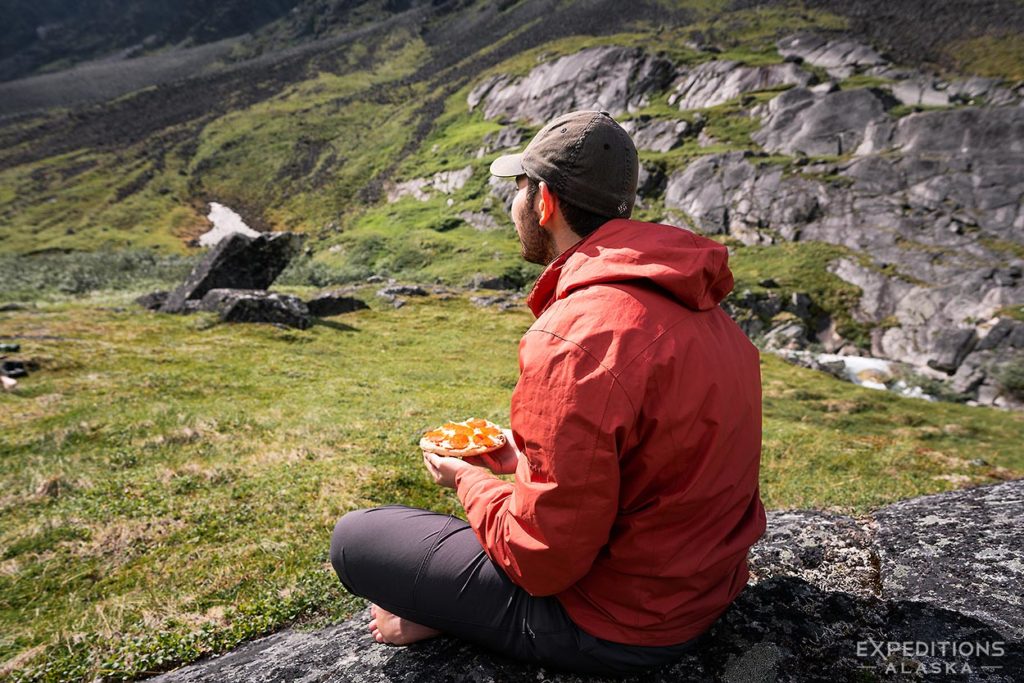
[{"x1": 420, "y1": 418, "x2": 506, "y2": 458}]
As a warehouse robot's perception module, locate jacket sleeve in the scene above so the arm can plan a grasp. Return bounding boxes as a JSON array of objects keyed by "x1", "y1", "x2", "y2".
[{"x1": 454, "y1": 330, "x2": 633, "y2": 596}]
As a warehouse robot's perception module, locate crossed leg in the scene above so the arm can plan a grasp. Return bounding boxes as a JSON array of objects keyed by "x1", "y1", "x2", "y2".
[{"x1": 329, "y1": 505, "x2": 698, "y2": 674}]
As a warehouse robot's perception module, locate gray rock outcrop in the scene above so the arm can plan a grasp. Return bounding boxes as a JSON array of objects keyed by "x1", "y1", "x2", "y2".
[
  {"x1": 464, "y1": 39, "x2": 1022, "y2": 404},
  {"x1": 386, "y1": 166, "x2": 474, "y2": 203},
  {"x1": 458, "y1": 210, "x2": 502, "y2": 232},
  {"x1": 669, "y1": 60, "x2": 812, "y2": 111},
  {"x1": 468, "y1": 46, "x2": 675, "y2": 124},
  {"x1": 874, "y1": 482, "x2": 1024, "y2": 639},
  {"x1": 664, "y1": 151, "x2": 824, "y2": 243},
  {"x1": 149, "y1": 479, "x2": 1024, "y2": 682},
  {"x1": 160, "y1": 232, "x2": 304, "y2": 314},
  {"x1": 488, "y1": 174, "x2": 517, "y2": 213},
  {"x1": 664, "y1": 102, "x2": 1024, "y2": 403},
  {"x1": 135, "y1": 290, "x2": 169, "y2": 311},
  {"x1": 776, "y1": 33, "x2": 887, "y2": 79},
  {"x1": 751, "y1": 87, "x2": 894, "y2": 156}
]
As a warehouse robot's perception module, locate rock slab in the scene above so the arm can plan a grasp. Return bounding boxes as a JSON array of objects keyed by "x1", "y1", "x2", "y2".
[
  {"x1": 160, "y1": 232, "x2": 304, "y2": 314},
  {"x1": 150, "y1": 480, "x2": 1024, "y2": 682},
  {"x1": 469, "y1": 46, "x2": 675, "y2": 125}
]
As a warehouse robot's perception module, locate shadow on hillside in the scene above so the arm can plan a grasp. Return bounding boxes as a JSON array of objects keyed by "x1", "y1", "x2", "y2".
[{"x1": 312, "y1": 319, "x2": 357, "y2": 333}]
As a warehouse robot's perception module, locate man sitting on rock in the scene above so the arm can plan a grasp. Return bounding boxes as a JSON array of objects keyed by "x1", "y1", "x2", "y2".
[{"x1": 330, "y1": 110, "x2": 766, "y2": 675}]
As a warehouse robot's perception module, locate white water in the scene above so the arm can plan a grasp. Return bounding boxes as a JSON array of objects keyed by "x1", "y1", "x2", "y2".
[
  {"x1": 199, "y1": 202, "x2": 261, "y2": 247},
  {"x1": 780, "y1": 350, "x2": 935, "y2": 401}
]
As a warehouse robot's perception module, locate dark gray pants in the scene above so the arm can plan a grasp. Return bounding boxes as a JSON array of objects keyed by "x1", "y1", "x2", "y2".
[{"x1": 329, "y1": 505, "x2": 699, "y2": 675}]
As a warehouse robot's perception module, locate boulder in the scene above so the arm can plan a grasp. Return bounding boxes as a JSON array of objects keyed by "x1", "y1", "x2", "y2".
[
  {"x1": 135, "y1": 290, "x2": 169, "y2": 311},
  {"x1": 761, "y1": 321, "x2": 808, "y2": 351},
  {"x1": 891, "y1": 78, "x2": 952, "y2": 108},
  {"x1": 160, "y1": 232, "x2": 304, "y2": 314},
  {"x1": 470, "y1": 294, "x2": 522, "y2": 311},
  {"x1": 0, "y1": 359, "x2": 27, "y2": 378},
  {"x1": 150, "y1": 480, "x2": 1024, "y2": 682},
  {"x1": 377, "y1": 285, "x2": 429, "y2": 300},
  {"x1": 669, "y1": 60, "x2": 812, "y2": 111},
  {"x1": 305, "y1": 292, "x2": 369, "y2": 317},
  {"x1": 468, "y1": 274, "x2": 520, "y2": 291},
  {"x1": 926, "y1": 328, "x2": 978, "y2": 374},
  {"x1": 197, "y1": 289, "x2": 311, "y2": 329},
  {"x1": 468, "y1": 46, "x2": 675, "y2": 125}
]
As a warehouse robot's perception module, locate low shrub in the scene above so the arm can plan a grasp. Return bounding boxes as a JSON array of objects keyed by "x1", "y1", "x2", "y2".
[{"x1": 0, "y1": 250, "x2": 196, "y2": 301}]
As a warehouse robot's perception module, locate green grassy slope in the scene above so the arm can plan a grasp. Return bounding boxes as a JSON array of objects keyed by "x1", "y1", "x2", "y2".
[
  {"x1": 3, "y1": 0, "x2": 1024, "y2": 679},
  {"x1": 1, "y1": 294, "x2": 1021, "y2": 680}
]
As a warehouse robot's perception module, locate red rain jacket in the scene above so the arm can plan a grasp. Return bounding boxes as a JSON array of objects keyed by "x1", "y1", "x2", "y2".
[{"x1": 455, "y1": 218, "x2": 766, "y2": 646}]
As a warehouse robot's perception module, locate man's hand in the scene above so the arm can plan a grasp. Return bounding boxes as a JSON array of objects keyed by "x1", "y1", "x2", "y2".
[
  {"x1": 422, "y1": 450, "x2": 473, "y2": 489},
  {"x1": 422, "y1": 431, "x2": 522, "y2": 487},
  {"x1": 463, "y1": 430, "x2": 520, "y2": 475}
]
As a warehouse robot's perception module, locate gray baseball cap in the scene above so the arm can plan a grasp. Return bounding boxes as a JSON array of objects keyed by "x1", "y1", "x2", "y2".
[{"x1": 490, "y1": 110, "x2": 639, "y2": 218}]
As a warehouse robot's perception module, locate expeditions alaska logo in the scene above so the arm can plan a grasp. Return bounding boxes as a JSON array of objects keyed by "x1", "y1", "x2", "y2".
[{"x1": 856, "y1": 639, "x2": 1007, "y2": 675}]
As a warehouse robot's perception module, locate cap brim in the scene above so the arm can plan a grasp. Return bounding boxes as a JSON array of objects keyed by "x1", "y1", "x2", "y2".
[{"x1": 489, "y1": 153, "x2": 525, "y2": 177}]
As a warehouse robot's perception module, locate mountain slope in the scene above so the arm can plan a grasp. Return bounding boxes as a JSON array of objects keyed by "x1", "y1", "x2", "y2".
[
  {"x1": 0, "y1": 0, "x2": 305, "y2": 82},
  {"x1": 1, "y1": 0, "x2": 1023, "y2": 407}
]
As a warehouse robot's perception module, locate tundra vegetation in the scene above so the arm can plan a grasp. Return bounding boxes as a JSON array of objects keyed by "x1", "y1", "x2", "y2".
[{"x1": 1, "y1": 0, "x2": 1023, "y2": 679}]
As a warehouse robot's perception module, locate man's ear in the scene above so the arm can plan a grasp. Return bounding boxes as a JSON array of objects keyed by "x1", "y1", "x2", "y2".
[{"x1": 537, "y1": 181, "x2": 557, "y2": 226}]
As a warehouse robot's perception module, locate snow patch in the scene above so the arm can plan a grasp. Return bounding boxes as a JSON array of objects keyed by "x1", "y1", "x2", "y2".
[{"x1": 199, "y1": 202, "x2": 260, "y2": 247}]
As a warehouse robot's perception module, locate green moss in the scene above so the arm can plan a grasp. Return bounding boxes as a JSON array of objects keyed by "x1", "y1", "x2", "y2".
[
  {"x1": 980, "y1": 237, "x2": 1024, "y2": 261},
  {"x1": 2, "y1": 524, "x2": 90, "y2": 559},
  {"x1": 996, "y1": 306, "x2": 1024, "y2": 322},
  {"x1": 841, "y1": 74, "x2": 893, "y2": 90},
  {"x1": 728, "y1": 241, "x2": 873, "y2": 346}
]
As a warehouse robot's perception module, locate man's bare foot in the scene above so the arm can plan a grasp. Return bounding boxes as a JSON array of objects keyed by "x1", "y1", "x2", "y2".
[{"x1": 368, "y1": 604, "x2": 441, "y2": 645}]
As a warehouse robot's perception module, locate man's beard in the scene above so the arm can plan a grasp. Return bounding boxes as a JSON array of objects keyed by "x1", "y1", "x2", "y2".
[{"x1": 517, "y1": 208, "x2": 557, "y2": 265}]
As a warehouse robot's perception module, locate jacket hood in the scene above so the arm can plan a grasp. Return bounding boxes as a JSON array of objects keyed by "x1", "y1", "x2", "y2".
[{"x1": 526, "y1": 219, "x2": 734, "y2": 317}]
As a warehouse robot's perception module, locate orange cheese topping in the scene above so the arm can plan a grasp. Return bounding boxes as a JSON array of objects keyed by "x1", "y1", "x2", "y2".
[{"x1": 425, "y1": 418, "x2": 503, "y2": 452}]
